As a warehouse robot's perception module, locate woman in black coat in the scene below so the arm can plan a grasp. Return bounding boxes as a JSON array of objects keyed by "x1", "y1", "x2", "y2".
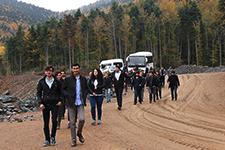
[{"x1": 88, "y1": 68, "x2": 105, "y2": 125}]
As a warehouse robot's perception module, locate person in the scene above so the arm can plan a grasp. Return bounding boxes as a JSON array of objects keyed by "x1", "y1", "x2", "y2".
[
  {"x1": 55, "y1": 71, "x2": 64, "y2": 130},
  {"x1": 88, "y1": 68, "x2": 105, "y2": 125},
  {"x1": 37, "y1": 66, "x2": 62, "y2": 147},
  {"x1": 60, "y1": 70, "x2": 66, "y2": 119},
  {"x1": 146, "y1": 71, "x2": 159, "y2": 103},
  {"x1": 111, "y1": 65, "x2": 126, "y2": 110},
  {"x1": 132, "y1": 71, "x2": 145, "y2": 105},
  {"x1": 167, "y1": 70, "x2": 180, "y2": 101},
  {"x1": 62, "y1": 64, "x2": 87, "y2": 147},
  {"x1": 103, "y1": 71, "x2": 112, "y2": 103}
]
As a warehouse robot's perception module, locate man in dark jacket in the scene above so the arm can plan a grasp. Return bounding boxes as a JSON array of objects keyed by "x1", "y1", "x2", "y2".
[
  {"x1": 132, "y1": 71, "x2": 145, "y2": 105},
  {"x1": 167, "y1": 70, "x2": 180, "y2": 100},
  {"x1": 37, "y1": 66, "x2": 62, "y2": 147},
  {"x1": 62, "y1": 63, "x2": 87, "y2": 147},
  {"x1": 111, "y1": 65, "x2": 125, "y2": 110}
]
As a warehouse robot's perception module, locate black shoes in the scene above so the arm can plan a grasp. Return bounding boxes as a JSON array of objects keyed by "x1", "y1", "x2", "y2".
[
  {"x1": 43, "y1": 140, "x2": 50, "y2": 147},
  {"x1": 71, "y1": 139, "x2": 77, "y2": 147},
  {"x1": 77, "y1": 133, "x2": 85, "y2": 143},
  {"x1": 118, "y1": 107, "x2": 122, "y2": 111},
  {"x1": 50, "y1": 137, "x2": 56, "y2": 145}
]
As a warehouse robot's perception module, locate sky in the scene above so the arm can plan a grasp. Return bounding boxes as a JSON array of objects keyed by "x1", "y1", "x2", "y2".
[{"x1": 18, "y1": 0, "x2": 98, "y2": 12}]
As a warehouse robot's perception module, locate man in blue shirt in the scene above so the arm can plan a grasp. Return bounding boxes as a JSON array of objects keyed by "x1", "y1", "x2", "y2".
[{"x1": 62, "y1": 64, "x2": 88, "y2": 147}]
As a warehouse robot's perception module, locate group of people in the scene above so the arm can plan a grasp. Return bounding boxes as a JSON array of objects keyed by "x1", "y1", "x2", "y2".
[
  {"x1": 36, "y1": 64, "x2": 126, "y2": 147},
  {"x1": 36, "y1": 64, "x2": 180, "y2": 147}
]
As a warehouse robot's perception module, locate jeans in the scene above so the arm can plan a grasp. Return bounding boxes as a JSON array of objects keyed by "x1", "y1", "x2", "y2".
[
  {"x1": 42, "y1": 105, "x2": 58, "y2": 142},
  {"x1": 104, "y1": 88, "x2": 112, "y2": 102},
  {"x1": 68, "y1": 105, "x2": 85, "y2": 142},
  {"x1": 89, "y1": 96, "x2": 103, "y2": 121},
  {"x1": 170, "y1": 86, "x2": 178, "y2": 100}
]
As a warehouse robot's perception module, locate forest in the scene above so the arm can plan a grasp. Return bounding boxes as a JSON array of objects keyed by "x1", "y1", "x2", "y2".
[{"x1": 1, "y1": 0, "x2": 224, "y2": 75}]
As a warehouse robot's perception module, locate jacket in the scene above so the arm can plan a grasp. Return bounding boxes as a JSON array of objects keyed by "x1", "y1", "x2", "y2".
[
  {"x1": 37, "y1": 76, "x2": 62, "y2": 106},
  {"x1": 62, "y1": 75, "x2": 88, "y2": 107}
]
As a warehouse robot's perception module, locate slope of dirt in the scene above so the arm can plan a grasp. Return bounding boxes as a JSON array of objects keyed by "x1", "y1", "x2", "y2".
[
  {"x1": 0, "y1": 72, "x2": 225, "y2": 150},
  {"x1": 0, "y1": 73, "x2": 41, "y2": 99}
]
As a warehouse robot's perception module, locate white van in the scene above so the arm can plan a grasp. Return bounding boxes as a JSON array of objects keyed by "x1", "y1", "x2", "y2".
[
  {"x1": 99, "y1": 59, "x2": 124, "y2": 73},
  {"x1": 126, "y1": 51, "x2": 153, "y2": 73}
]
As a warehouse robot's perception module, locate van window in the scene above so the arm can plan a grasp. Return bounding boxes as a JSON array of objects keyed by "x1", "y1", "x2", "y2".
[{"x1": 113, "y1": 62, "x2": 122, "y2": 67}]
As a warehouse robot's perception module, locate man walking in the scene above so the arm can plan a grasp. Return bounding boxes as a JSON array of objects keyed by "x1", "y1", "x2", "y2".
[
  {"x1": 111, "y1": 65, "x2": 125, "y2": 110},
  {"x1": 62, "y1": 64, "x2": 87, "y2": 147},
  {"x1": 37, "y1": 66, "x2": 62, "y2": 147},
  {"x1": 167, "y1": 70, "x2": 180, "y2": 101}
]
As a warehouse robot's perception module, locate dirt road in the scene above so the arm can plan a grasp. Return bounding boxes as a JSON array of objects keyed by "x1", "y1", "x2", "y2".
[{"x1": 1, "y1": 72, "x2": 225, "y2": 150}]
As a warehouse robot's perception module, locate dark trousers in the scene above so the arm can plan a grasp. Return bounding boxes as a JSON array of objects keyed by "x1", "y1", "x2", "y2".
[
  {"x1": 149, "y1": 86, "x2": 157, "y2": 103},
  {"x1": 115, "y1": 87, "x2": 123, "y2": 108},
  {"x1": 170, "y1": 86, "x2": 178, "y2": 100},
  {"x1": 42, "y1": 105, "x2": 58, "y2": 142},
  {"x1": 134, "y1": 88, "x2": 143, "y2": 104},
  {"x1": 90, "y1": 96, "x2": 103, "y2": 121},
  {"x1": 57, "y1": 104, "x2": 65, "y2": 127}
]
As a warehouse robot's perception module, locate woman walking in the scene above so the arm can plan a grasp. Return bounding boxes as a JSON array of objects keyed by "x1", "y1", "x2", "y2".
[{"x1": 88, "y1": 68, "x2": 105, "y2": 125}]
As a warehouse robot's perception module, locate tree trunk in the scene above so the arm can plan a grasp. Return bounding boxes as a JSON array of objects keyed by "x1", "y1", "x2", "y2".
[
  {"x1": 68, "y1": 38, "x2": 71, "y2": 70},
  {"x1": 45, "y1": 45, "x2": 49, "y2": 66},
  {"x1": 119, "y1": 37, "x2": 122, "y2": 58},
  {"x1": 112, "y1": 20, "x2": 117, "y2": 58},
  {"x1": 19, "y1": 54, "x2": 22, "y2": 74},
  {"x1": 219, "y1": 34, "x2": 222, "y2": 66},
  {"x1": 195, "y1": 39, "x2": 199, "y2": 66},
  {"x1": 158, "y1": 23, "x2": 162, "y2": 68},
  {"x1": 187, "y1": 34, "x2": 190, "y2": 65},
  {"x1": 85, "y1": 30, "x2": 89, "y2": 68}
]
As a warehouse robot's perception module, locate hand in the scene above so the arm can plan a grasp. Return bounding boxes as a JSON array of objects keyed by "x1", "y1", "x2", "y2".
[
  {"x1": 93, "y1": 92, "x2": 97, "y2": 96},
  {"x1": 56, "y1": 101, "x2": 62, "y2": 106},
  {"x1": 39, "y1": 104, "x2": 45, "y2": 110}
]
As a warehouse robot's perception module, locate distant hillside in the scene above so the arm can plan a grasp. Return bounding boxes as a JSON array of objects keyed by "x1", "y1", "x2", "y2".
[
  {"x1": 65, "y1": 0, "x2": 133, "y2": 14},
  {"x1": 0, "y1": 0, "x2": 58, "y2": 43}
]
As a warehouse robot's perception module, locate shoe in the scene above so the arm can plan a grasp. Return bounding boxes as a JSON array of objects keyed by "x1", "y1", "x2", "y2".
[
  {"x1": 50, "y1": 137, "x2": 56, "y2": 145},
  {"x1": 71, "y1": 139, "x2": 77, "y2": 147},
  {"x1": 67, "y1": 122, "x2": 70, "y2": 129},
  {"x1": 43, "y1": 140, "x2": 50, "y2": 147},
  {"x1": 77, "y1": 133, "x2": 85, "y2": 143},
  {"x1": 57, "y1": 125, "x2": 60, "y2": 130},
  {"x1": 91, "y1": 120, "x2": 96, "y2": 126},
  {"x1": 118, "y1": 107, "x2": 121, "y2": 111},
  {"x1": 97, "y1": 120, "x2": 102, "y2": 125}
]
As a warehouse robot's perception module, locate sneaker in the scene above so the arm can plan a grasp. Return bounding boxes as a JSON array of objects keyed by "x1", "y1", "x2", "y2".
[
  {"x1": 77, "y1": 133, "x2": 85, "y2": 143},
  {"x1": 50, "y1": 137, "x2": 56, "y2": 145},
  {"x1": 43, "y1": 140, "x2": 50, "y2": 147},
  {"x1": 67, "y1": 122, "x2": 70, "y2": 129},
  {"x1": 71, "y1": 139, "x2": 77, "y2": 147},
  {"x1": 91, "y1": 120, "x2": 96, "y2": 126},
  {"x1": 57, "y1": 125, "x2": 60, "y2": 130},
  {"x1": 97, "y1": 120, "x2": 102, "y2": 125}
]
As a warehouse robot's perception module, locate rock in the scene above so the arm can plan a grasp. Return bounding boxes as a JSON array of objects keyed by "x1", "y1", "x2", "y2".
[
  {"x1": 2, "y1": 90, "x2": 10, "y2": 95},
  {"x1": 0, "y1": 95, "x2": 18, "y2": 103}
]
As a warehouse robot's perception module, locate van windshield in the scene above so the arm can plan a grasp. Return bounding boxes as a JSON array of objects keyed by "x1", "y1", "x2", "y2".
[
  {"x1": 100, "y1": 63, "x2": 111, "y2": 69},
  {"x1": 113, "y1": 62, "x2": 123, "y2": 67},
  {"x1": 128, "y1": 56, "x2": 146, "y2": 67}
]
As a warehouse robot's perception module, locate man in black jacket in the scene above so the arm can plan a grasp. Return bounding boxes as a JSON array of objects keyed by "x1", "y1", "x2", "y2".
[
  {"x1": 37, "y1": 66, "x2": 62, "y2": 147},
  {"x1": 62, "y1": 64, "x2": 87, "y2": 147},
  {"x1": 111, "y1": 65, "x2": 125, "y2": 110},
  {"x1": 167, "y1": 70, "x2": 180, "y2": 101}
]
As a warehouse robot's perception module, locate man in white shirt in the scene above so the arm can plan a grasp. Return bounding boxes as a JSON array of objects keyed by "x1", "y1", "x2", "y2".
[{"x1": 37, "y1": 66, "x2": 62, "y2": 147}]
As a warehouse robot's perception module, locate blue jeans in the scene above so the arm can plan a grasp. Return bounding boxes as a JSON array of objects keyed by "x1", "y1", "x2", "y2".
[
  {"x1": 104, "y1": 88, "x2": 112, "y2": 102},
  {"x1": 89, "y1": 96, "x2": 103, "y2": 121}
]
